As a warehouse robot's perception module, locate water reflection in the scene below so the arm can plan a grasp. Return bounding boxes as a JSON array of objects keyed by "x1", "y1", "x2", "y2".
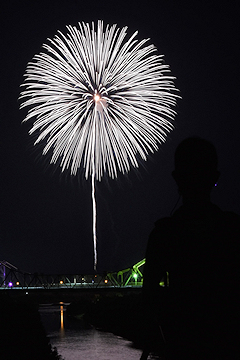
[
  {"x1": 60, "y1": 302, "x2": 65, "y2": 336},
  {"x1": 39, "y1": 303, "x2": 143, "y2": 360}
]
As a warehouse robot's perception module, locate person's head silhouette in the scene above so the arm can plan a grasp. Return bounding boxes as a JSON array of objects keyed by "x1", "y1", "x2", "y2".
[{"x1": 172, "y1": 137, "x2": 220, "y2": 203}]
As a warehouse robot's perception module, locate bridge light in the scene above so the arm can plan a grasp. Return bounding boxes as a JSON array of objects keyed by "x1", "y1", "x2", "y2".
[
  {"x1": 104, "y1": 279, "x2": 108, "y2": 284},
  {"x1": 16, "y1": 282, "x2": 20, "y2": 286},
  {"x1": 60, "y1": 280, "x2": 63, "y2": 284},
  {"x1": 8, "y1": 282, "x2": 13, "y2": 287}
]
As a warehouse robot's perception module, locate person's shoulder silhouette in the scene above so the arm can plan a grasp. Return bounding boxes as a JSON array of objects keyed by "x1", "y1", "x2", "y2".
[{"x1": 143, "y1": 137, "x2": 240, "y2": 359}]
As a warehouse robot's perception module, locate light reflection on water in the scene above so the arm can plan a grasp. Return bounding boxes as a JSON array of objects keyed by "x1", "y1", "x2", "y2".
[{"x1": 39, "y1": 304, "x2": 143, "y2": 360}]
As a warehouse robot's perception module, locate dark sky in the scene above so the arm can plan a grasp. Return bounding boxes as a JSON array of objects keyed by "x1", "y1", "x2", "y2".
[{"x1": 1, "y1": 1, "x2": 239, "y2": 274}]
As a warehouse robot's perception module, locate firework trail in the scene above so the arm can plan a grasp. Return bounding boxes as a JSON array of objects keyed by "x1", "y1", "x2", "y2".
[{"x1": 20, "y1": 21, "x2": 179, "y2": 270}]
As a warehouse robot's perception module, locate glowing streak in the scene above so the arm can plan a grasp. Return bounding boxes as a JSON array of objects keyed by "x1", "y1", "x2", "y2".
[
  {"x1": 60, "y1": 304, "x2": 64, "y2": 333},
  {"x1": 92, "y1": 176, "x2": 97, "y2": 270},
  {"x1": 19, "y1": 21, "x2": 179, "y2": 270},
  {"x1": 92, "y1": 108, "x2": 97, "y2": 269}
]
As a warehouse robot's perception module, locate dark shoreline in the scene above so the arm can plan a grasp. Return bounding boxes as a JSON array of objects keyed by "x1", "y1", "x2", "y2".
[
  {"x1": 1, "y1": 288, "x2": 161, "y2": 357},
  {"x1": 0, "y1": 293, "x2": 63, "y2": 359}
]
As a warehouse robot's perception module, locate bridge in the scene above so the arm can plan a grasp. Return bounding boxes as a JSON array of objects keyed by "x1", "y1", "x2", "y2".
[{"x1": 0, "y1": 259, "x2": 146, "y2": 290}]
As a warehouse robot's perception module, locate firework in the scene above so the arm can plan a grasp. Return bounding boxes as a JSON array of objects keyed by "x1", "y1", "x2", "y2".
[{"x1": 20, "y1": 21, "x2": 179, "y2": 269}]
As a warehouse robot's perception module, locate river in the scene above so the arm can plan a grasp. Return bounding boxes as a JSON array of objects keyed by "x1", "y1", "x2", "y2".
[{"x1": 39, "y1": 302, "x2": 144, "y2": 360}]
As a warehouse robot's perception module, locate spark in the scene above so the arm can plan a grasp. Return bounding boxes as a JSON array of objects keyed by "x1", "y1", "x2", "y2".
[
  {"x1": 19, "y1": 21, "x2": 179, "y2": 270},
  {"x1": 94, "y1": 93, "x2": 100, "y2": 102}
]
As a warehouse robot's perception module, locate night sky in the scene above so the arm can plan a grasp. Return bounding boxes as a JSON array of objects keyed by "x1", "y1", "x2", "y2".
[{"x1": 1, "y1": 1, "x2": 239, "y2": 274}]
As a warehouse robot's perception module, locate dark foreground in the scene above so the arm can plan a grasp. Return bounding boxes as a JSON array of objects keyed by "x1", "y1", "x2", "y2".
[
  {"x1": 0, "y1": 294, "x2": 63, "y2": 360},
  {"x1": 0, "y1": 288, "x2": 161, "y2": 358}
]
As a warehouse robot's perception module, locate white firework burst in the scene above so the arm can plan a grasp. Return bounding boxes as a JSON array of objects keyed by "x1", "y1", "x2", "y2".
[
  {"x1": 19, "y1": 21, "x2": 179, "y2": 270},
  {"x1": 20, "y1": 21, "x2": 178, "y2": 181}
]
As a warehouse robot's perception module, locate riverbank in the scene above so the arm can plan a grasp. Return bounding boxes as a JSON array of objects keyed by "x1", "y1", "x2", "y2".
[
  {"x1": 66, "y1": 290, "x2": 164, "y2": 356},
  {"x1": 0, "y1": 294, "x2": 63, "y2": 360},
  {"x1": 1, "y1": 287, "x2": 163, "y2": 357},
  {"x1": 0, "y1": 286, "x2": 142, "y2": 304}
]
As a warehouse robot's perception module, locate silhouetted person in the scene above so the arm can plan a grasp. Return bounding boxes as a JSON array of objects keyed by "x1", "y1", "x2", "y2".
[{"x1": 143, "y1": 137, "x2": 240, "y2": 359}]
